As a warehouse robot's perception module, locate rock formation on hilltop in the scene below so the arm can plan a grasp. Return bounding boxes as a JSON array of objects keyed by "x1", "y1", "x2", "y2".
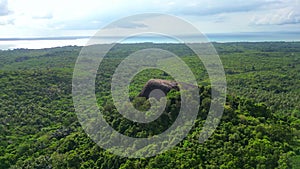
[
  {"x1": 138, "y1": 79, "x2": 179, "y2": 99},
  {"x1": 138, "y1": 79, "x2": 199, "y2": 99}
]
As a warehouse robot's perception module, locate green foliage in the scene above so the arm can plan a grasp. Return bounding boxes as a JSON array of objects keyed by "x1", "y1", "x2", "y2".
[{"x1": 0, "y1": 42, "x2": 299, "y2": 168}]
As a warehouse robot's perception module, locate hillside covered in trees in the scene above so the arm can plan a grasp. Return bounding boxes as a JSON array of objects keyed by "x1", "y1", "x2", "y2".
[{"x1": 0, "y1": 42, "x2": 299, "y2": 168}]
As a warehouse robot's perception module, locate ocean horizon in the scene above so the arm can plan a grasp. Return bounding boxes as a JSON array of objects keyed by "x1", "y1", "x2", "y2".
[{"x1": 1, "y1": 32, "x2": 299, "y2": 50}]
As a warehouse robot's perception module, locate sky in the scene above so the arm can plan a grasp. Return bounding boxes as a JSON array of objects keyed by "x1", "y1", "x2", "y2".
[{"x1": 0, "y1": 0, "x2": 300, "y2": 43}]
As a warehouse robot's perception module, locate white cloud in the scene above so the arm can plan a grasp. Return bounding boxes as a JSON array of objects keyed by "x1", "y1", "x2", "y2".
[
  {"x1": 0, "y1": 0, "x2": 10, "y2": 16},
  {"x1": 253, "y1": 6, "x2": 300, "y2": 25},
  {"x1": 0, "y1": 0, "x2": 299, "y2": 38},
  {"x1": 32, "y1": 12, "x2": 53, "y2": 20},
  {"x1": 170, "y1": 0, "x2": 280, "y2": 16},
  {"x1": 251, "y1": 0, "x2": 300, "y2": 25},
  {"x1": 0, "y1": 18, "x2": 13, "y2": 25}
]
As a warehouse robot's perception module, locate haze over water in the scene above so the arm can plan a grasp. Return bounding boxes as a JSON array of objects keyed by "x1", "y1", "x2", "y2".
[{"x1": 1, "y1": 32, "x2": 299, "y2": 50}]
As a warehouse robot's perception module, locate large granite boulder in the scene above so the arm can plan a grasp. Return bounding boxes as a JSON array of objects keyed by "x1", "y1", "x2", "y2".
[{"x1": 138, "y1": 79, "x2": 180, "y2": 99}]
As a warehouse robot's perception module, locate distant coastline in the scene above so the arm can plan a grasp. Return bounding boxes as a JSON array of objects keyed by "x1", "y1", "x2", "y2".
[{"x1": 1, "y1": 32, "x2": 300, "y2": 50}]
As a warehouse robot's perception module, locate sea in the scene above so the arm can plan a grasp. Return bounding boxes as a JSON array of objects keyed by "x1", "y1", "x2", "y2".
[{"x1": 0, "y1": 32, "x2": 299, "y2": 50}]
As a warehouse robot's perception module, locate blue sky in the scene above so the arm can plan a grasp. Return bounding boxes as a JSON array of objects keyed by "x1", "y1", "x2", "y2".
[{"x1": 0, "y1": 0, "x2": 299, "y2": 39}]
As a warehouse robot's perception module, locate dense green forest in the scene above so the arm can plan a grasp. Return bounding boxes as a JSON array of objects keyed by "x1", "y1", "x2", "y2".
[{"x1": 0, "y1": 42, "x2": 299, "y2": 168}]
